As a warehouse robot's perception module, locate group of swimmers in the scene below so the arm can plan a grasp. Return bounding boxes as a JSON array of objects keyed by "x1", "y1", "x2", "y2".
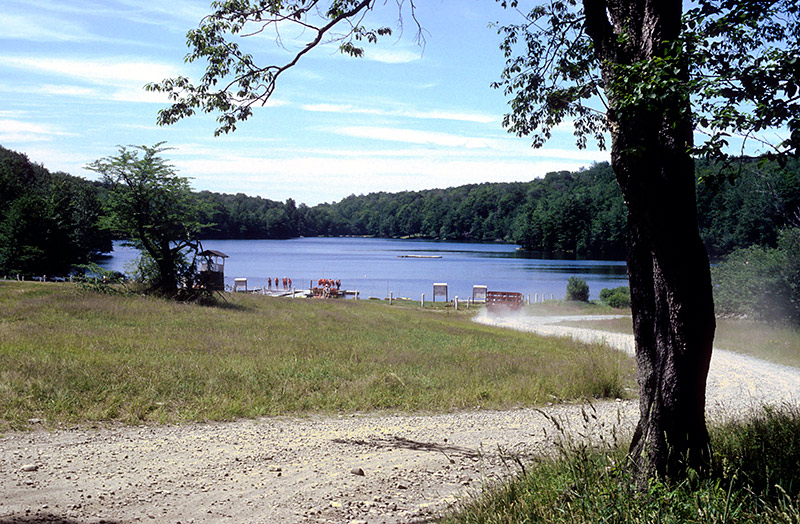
[
  {"x1": 266, "y1": 277, "x2": 292, "y2": 290},
  {"x1": 315, "y1": 278, "x2": 342, "y2": 298},
  {"x1": 317, "y1": 278, "x2": 341, "y2": 290}
]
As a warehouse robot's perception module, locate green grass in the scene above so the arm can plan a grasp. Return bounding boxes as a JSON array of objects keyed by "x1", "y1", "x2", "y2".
[
  {"x1": 523, "y1": 299, "x2": 625, "y2": 317},
  {"x1": 560, "y1": 316, "x2": 800, "y2": 368},
  {"x1": 0, "y1": 282, "x2": 635, "y2": 430},
  {"x1": 440, "y1": 406, "x2": 800, "y2": 524}
]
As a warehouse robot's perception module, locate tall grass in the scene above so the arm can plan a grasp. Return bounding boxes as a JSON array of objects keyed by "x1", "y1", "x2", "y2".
[
  {"x1": 440, "y1": 406, "x2": 800, "y2": 523},
  {"x1": 0, "y1": 282, "x2": 635, "y2": 429}
]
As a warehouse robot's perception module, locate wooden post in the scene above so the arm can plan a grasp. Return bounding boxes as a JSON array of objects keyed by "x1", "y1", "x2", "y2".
[
  {"x1": 421, "y1": 293, "x2": 425, "y2": 308},
  {"x1": 390, "y1": 291, "x2": 393, "y2": 305},
  {"x1": 454, "y1": 296, "x2": 458, "y2": 310}
]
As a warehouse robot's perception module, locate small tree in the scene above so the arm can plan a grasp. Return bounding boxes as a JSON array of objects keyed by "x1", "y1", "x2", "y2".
[
  {"x1": 87, "y1": 143, "x2": 208, "y2": 297},
  {"x1": 566, "y1": 276, "x2": 589, "y2": 302}
]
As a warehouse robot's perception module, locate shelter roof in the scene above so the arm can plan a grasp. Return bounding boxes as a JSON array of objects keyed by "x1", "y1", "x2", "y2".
[{"x1": 199, "y1": 249, "x2": 229, "y2": 258}]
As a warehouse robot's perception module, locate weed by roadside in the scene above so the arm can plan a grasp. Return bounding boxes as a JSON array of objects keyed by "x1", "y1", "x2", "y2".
[{"x1": 440, "y1": 406, "x2": 800, "y2": 524}]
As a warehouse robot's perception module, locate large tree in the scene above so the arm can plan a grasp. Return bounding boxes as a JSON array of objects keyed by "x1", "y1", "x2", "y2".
[
  {"x1": 87, "y1": 143, "x2": 208, "y2": 297},
  {"x1": 146, "y1": 0, "x2": 799, "y2": 480}
]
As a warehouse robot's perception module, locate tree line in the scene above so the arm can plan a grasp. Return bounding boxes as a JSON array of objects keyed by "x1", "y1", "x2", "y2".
[
  {"x1": 0, "y1": 146, "x2": 112, "y2": 277},
  {"x1": 2, "y1": 144, "x2": 799, "y2": 280}
]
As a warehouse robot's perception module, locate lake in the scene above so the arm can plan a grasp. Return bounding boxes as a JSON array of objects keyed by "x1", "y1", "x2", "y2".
[{"x1": 98, "y1": 238, "x2": 628, "y2": 301}]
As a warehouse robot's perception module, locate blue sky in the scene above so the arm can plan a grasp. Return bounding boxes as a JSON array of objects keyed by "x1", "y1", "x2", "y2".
[{"x1": 1, "y1": 0, "x2": 609, "y2": 206}]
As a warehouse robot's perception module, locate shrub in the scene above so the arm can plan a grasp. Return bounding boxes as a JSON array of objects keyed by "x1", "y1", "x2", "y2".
[
  {"x1": 566, "y1": 276, "x2": 589, "y2": 302},
  {"x1": 712, "y1": 227, "x2": 800, "y2": 323},
  {"x1": 599, "y1": 286, "x2": 630, "y2": 308}
]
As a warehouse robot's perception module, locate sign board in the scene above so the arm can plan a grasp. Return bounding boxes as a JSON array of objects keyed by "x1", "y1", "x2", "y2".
[
  {"x1": 433, "y1": 283, "x2": 448, "y2": 302},
  {"x1": 472, "y1": 285, "x2": 487, "y2": 303}
]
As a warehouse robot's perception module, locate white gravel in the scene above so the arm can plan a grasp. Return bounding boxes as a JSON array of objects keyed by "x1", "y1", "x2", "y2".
[{"x1": 2, "y1": 312, "x2": 797, "y2": 524}]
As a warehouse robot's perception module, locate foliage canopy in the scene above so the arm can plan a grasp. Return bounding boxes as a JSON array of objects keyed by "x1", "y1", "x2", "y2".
[{"x1": 493, "y1": 0, "x2": 799, "y2": 163}]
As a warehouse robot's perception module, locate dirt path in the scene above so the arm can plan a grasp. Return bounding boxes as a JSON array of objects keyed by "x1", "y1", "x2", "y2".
[{"x1": 3, "y1": 313, "x2": 798, "y2": 524}]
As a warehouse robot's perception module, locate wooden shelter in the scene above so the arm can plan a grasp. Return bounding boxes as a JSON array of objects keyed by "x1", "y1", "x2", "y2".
[{"x1": 198, "y1": 250, "x2": 228, "y2": 291}]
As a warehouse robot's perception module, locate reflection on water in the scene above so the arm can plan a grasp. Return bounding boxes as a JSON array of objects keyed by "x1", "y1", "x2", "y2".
[{"x1": 99, "y1": 237, "x2": 628, "y2": 300}]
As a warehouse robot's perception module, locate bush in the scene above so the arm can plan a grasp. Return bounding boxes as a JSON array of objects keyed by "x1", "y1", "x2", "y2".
[
  {"x1": 712, "y1": 227, "x2": 800, "y2": 323},
  {"x1": 566, "y1": 276, "x2": 589, "y2": 302},
  {"x1": 599, "y1": 286, "x2": 631, "y2": 308}
]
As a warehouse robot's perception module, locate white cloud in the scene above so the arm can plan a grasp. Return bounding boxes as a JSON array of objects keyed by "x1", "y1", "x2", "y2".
[
  {"x1": 364, "y1": 48, "x2": 422, "y2": 64},
  {"x1": 9, "y1": 0, "x2": 204, "y2": 36},
  {"x1": 2, "y1": 13, "x2": 93, "y2": 42},
  {"x1": 2, "y1": 56, "x2": 179, "y2": 87},
  {"x1": 335, "y1": 126, "x2": 496, "y2": 149},
  {"x1": 37, "y1": 84, "x2": 100, "y2": 97},
  {"x1": 165, "y1": 147, "x2": 603, "y2": 205},
  {"x1": 0, "y1": 80, "x2": 169, "y2": 104},
  {"x1": 327, "y1": 125, "x2": 609, "y2": 162},
  {"x1": 0, "y1": 109, "x2": 27, "y2": 118},
  {"x1": 0, "y1": 119, "x2": 73, "y2": 143},
  {"x1": 300, "y1": 103, "x2": 495, "y2": 123}
]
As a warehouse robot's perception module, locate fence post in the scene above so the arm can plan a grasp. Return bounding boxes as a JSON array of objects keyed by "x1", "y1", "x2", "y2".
[
  {"x1": 454, "y1": 296, "x2": 458, "y2": 310},
  {"x1": 389, "y1": 291, "x2": 393, "y2": 305},
  {"x1": 421, "y1": 293, "x2": 425, "y2": 308}
]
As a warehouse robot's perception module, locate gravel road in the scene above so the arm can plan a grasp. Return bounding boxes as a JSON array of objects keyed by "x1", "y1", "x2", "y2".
[{"x1": 2, "y1": 312, "x2": 798, "y2": 524}]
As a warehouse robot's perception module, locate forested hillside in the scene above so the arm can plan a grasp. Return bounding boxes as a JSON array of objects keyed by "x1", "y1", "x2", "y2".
[
  {"x1": 0, "y1": 146, "x2": 112, "y2": 276},
  {"x1": 2, "y1": 144, "x2": 798, "y2": 277}
]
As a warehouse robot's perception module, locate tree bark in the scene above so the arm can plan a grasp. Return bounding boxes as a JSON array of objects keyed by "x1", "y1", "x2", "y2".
[
  {"x1": 615, "y1": 113, "x2": 715, "y2": 482},
  {"x1": 584, "y1": 0, "x2": 716, "y2": 482}
]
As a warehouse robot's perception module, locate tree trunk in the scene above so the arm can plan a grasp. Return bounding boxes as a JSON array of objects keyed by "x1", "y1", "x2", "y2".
[
  {"x1": 584, "y1": 0, "x2": 717, "y2": 482},
  {"x1": 615, "y1": 122, "x2": 716, "y2": 481}
]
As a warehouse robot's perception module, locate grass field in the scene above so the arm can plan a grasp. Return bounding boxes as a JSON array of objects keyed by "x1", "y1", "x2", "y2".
[
  {"x1": 560, "y1": 315, "x2": 800, "y2": 368},
  {"x1": 0, "y1": 282, "x2": 635, "y2": 430}
]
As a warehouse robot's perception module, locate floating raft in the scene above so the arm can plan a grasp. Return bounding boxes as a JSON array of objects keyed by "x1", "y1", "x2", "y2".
[{"x1": 397, "y1": 254, "x2": 442, "y2": 259}]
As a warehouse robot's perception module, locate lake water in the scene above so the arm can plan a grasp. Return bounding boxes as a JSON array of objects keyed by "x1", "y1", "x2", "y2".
[{"x1": 98, "y1": 238, "x2": 628, "y2": 301}]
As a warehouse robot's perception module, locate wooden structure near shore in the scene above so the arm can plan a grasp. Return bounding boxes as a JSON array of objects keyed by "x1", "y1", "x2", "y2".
[
  {"x1": 486, "y1": 290, "x2": 524, "y2": 310},
  {"x1": 197, "y1": 250, "x2": 228, "y2": 291}
]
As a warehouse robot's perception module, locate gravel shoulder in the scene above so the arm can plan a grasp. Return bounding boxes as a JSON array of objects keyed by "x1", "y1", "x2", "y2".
[{"x1": 3, "y1": 312, "x2": 798, "y2": 524}]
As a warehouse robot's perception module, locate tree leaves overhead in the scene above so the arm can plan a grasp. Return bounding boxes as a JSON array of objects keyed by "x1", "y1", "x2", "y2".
[
  {"x1": 494, "y1": 0, "x2": 799, "y2": 161},
  {"x1": 684, "y1": 0, "x2": 800, "y2": 162},
  {"x1": 146, "y1": 0, "x2": 404, "y2": 135},
  {"x1": 492, "y1": 0, "x2": 608, "y2": 150}
]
